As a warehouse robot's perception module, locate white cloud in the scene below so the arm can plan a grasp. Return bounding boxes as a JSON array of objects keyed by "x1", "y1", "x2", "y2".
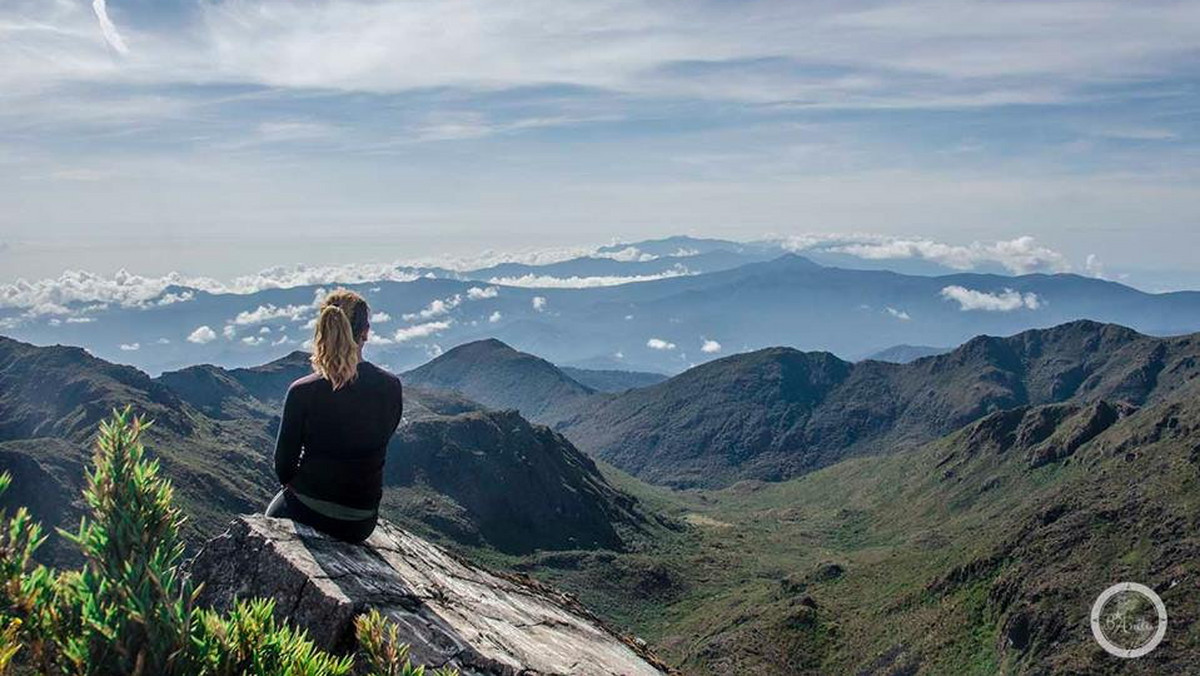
[
  {"x1": 782, "y1": 234, "x2": 1070, "y2": 275},
  {"x1": 403, "y1": 294, "x2": 461, "y2": 321},
  {"x1": 0, "y1": 264, "x2": 426, "y2": 313},
  {"x1": 156, "y1": 337, "x2": 170, "y2": 344},
  {"x1": 367, "y1": 332, "x2": 394, "y2": 345},
  {"x1": 259, "y1": 326, "x2": 272, "y2": 334},
  {"x1": 232, "y1": 303, "x2": 313, "y2": 325},
  {"x1": 242, "y1": 335, "x2": 265, "y2": 346},
  {"x1": 393, "y1": 320, "x2": 452, "y2": 342},
  {"x1": 701, "y1": 339, "x2": 722, "y2": 353},
  {"x1": 532, "y1": 296, "x2": 547, "y2": 311},
  {"x1": 223, "y1": 325, "x2": 237, "y2": 339},
  {"x1": 466, "y1": 286, "x2": 499, "y2": 300},
  {"x1": 370, "y1": 311, "x2": 391, "y2": 323},
  {"x1": 489, "y1": 268, "x2": 690, "y2": 289},
  {"x1": 488, "y1": 310, "x2": 502, "y2": 323},
  {"x1": 119, "y1": 342, "x2": 139, "y2": 351},
  {"x1": 884, "y1": 307, "x2": 911, "y2": 320},
  {"x1": 187, "y1": 326, "x2": 217, "y2": 344},
  {"x1": 153, "y1": 291, "x2": 194, "y2": 306},
  {"x1": 647, "y1": 338, "x2": 676, "y2": 350},
  {"x1": 940, "y1": 285, "x2": 1042, "y2": 312},
  {"x1": 65, "y1": 316, "x2": 95, "y2": 324},
  {"x1": 595, "y1": 246, "x2": 657, "y2": 262},
  {"x1": 13, "y1": 0, "x2": 1194, "y2": 110},
  {"x1": 272, "y1": 334, "x2": 292, "y2": 346}
]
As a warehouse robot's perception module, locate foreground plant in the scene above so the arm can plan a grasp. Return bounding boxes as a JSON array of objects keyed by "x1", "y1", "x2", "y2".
[
  {"x1": 355, "y1": 609, "x2": 458, "y2": 676},
  {"x1": 0, "y1": 408, "x2": 456, "y2": 676}
]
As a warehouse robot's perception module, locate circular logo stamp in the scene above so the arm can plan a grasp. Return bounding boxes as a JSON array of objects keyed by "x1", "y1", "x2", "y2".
[{"x1": 1090, "y1": 582, "x2": 1167, "y2": 658}]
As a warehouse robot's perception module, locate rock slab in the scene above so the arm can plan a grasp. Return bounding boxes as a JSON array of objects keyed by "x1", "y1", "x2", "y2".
[{"x1": 189, "y1": 516, "x2": 668, "y2": 676}]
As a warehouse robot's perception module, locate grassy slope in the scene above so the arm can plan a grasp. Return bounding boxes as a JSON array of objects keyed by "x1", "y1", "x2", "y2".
[{"x1": 506, "y1": 388, "x2": 1200, "y2": 674}]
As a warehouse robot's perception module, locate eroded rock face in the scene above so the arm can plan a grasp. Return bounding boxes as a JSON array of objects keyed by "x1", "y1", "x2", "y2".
[{"x1": 189, "y1": 516, "x2": 668, "y2": 676}]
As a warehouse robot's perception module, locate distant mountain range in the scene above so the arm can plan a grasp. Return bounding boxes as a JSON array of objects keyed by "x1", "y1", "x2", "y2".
[
  {"x1": 3, "y1": 237, "x2": 1199, "y2": 376},
  {"x1": 864, "y1": 343, "x2": 949, "y2": 363},
  {"x1": 405, "y1": 321, "x2": 1200, "y2": 487}
]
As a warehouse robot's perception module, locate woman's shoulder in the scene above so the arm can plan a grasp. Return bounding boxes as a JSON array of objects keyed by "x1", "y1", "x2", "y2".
[
  {"x1": 287, "y1": 371, "x2": 325, "y2": 394},
  {"x1": 359, "y1": 361, "x2": 403, "y2": 388}
]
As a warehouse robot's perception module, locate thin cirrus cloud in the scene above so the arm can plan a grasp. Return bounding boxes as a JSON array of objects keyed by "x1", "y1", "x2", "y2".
[
  {"x1": 13, "y1": 0, "x2": 1194, "y2": 106},
  {"x1": 940, "y1": 286, "x2": 1043, "y2": 312},
  {"x1": 0, "y1": 0, "x2": 1195, "y2": 288}
]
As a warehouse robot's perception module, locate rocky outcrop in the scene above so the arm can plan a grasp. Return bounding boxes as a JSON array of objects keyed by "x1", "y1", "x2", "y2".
[{"x1": 189, "y1": 516, "x2": 669, "y2": 676}]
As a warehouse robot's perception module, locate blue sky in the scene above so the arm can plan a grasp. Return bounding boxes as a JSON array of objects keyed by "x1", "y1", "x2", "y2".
[{"x1": 1, "y1": 0, "x2": 1198, "y2": 288}]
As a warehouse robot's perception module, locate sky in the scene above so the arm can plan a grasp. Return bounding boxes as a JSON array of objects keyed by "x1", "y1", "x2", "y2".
[{"x1": 2, "y1": 0, "x2": 1199, "y2": 289}]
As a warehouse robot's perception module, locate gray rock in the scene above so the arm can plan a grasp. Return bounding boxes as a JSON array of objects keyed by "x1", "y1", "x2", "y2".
[{"x1": 189, "y1": 516, "x2": 669, "y2": 676}]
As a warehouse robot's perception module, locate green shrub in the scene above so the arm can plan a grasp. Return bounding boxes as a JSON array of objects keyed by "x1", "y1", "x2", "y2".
[
  {"x1": 0, "y1": 408, "x2": 457, "y2": 676},
  {"x1": 354, "y1": 609, "x2": 457, "y2": 676}
]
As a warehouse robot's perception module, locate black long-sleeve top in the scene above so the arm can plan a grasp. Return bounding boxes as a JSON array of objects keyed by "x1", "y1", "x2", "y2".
[{"x1": 273, "y1": 361, "x2": 404, "y2": 513}]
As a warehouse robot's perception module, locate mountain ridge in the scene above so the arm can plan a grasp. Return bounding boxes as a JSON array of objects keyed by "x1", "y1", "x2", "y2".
[
  {"x1": 402, "y1": 321, "x2": 1200, "y2": 487},
  {"x1": 0, "y1": 335, "x2": 654, "y2": 561}
]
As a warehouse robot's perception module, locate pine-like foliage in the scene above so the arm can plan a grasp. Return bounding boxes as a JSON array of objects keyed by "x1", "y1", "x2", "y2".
[
  {"x1": 0, "y1": 408, "x2": 458, "y2": 676},
  {"x1": 355, "y1": 609, "x2": 458, "y2": 676},
  {"x1": 56, "y1": 408, "x2": 195, "y2": 674},
  {"x1": 192, "y1": 598, "x2": 353, "y2": 676}
]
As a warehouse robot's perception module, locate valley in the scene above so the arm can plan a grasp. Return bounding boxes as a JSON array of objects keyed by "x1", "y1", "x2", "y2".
[{"x1": 1, "y1": 320, "x2": 1197, "y2": 673}]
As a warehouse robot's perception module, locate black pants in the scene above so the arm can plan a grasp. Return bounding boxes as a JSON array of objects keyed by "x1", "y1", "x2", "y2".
[{"x1": 265, "y1": 489, "x2": 377, "y2": 544}]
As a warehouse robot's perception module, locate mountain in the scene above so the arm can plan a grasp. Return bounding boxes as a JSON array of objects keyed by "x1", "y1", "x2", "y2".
[
  {"x1": 550, "y1": 321, "x2": 1200, "y2": 487},
  {"x1": 863, "y1": 343, "x2": 949, "y2": 363},
  {"x1": 551, "y1": 377, "x2": 1200, "y2": 673},
  {"x1": 559, "y1": 366, "x2": 668, "y2": 392},
  {"x1": 391, "y1": 409, "x2": 643, "y2": 553},
  {"x1": 0, "y1": 336, "x2": 652, "y2": 562},
  {"x1": 0, "y1": 337, "x2": 273, "y2": 561},
  {"x1": 6, "y1": 245, "x2": 1200, "y2": 377},
  {"x1": 404, "y1": 339, "x2": 596, "y2": 420}
]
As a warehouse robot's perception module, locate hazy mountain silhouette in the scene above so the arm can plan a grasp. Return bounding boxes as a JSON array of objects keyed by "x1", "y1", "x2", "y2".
[
  {"x1": 559, "y1": 366, "x2": 668, "y2": 392},
  {"x1": 7, "y1": 244, "x2": 1200, "y2": 376},
  {"x1": 864, "y1": 344, "x2": 950, "y2": 363}
]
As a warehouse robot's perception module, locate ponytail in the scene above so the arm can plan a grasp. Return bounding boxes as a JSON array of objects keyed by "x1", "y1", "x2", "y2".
[{"x1": 311, "y1": 289, "x2": 369, "y2": 390}]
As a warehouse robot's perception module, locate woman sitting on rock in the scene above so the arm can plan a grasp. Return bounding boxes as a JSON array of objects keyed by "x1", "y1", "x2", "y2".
[{"x1": 266, "y1": 288, "x2": 403, "y2": 542}]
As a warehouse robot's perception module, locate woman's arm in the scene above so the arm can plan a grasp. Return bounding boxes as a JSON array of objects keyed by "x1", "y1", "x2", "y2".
[{"x1": 273, "y1": 385, "x2": 305, "y2": 485}]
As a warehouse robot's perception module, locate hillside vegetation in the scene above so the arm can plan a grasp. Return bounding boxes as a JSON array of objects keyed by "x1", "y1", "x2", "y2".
[{"x1": 522, "y1": 379, "x2": 1200, "y2": 673}]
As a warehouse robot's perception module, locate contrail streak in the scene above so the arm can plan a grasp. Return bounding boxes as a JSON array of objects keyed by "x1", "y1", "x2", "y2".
[{"x1": 92, "y1": 0, "x2": 129, "y2": 55}]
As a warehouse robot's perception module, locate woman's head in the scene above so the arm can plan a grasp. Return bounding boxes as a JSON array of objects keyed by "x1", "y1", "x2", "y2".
[{"x1": 311, "y1": 288, "x2": 370, "y2": 390}]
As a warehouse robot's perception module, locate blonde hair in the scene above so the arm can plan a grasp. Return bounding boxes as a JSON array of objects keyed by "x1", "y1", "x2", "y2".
[{"x1": 311, "y1": 288, "x2": 369, "y2": 390}]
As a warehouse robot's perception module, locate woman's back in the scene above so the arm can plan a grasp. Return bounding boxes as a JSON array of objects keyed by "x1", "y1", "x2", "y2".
[
  {"x1": 266, "y1": 288, "x2": 402, "y2": 542},
  {"x1": 276, "y1": 361, "x2": 403, "y2": 512}
]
